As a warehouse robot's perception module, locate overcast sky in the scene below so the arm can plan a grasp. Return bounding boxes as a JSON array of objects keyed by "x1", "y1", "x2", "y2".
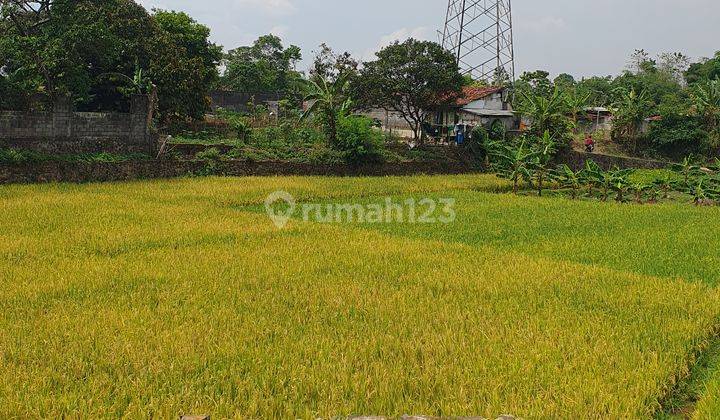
[{"x1": 137, "y1": 0, "x2": 720, "y2": 80}]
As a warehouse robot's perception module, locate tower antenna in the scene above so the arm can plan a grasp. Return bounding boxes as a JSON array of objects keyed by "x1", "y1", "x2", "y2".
[{"x1": 441, "y1": 0, "x2": 515, "y2": 83}]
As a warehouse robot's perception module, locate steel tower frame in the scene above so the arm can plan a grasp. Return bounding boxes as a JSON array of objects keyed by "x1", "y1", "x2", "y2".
[{"x1": 441, "y1": 0, "x2": 515, "y2": 82}]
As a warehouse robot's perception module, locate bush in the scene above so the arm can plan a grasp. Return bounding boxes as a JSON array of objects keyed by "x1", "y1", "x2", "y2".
[
  {"x1": 195, "y1": 147, "x2": 223, "y2": 161},
  {"x1": 215, "y1": 108, "x2": 251, "y2": 141},
  {"x1": 335, "y1": 116, "x2": 385, "y2": 163},
  {"x1": 644, "y1": 114, "x2": 709, "y2": 158}
]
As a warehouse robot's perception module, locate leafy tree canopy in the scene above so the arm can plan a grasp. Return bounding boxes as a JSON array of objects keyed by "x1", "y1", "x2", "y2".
[
  {"x1": 0, "y1": 0, "x2": 222, "y2": 121},
  {"x1": 686, "y1": 52, "x2": 720, "y2": 85},
  {"x1": 355, "y1": 39, "x2": 464, "y2": 140},
  {"x1": 220, "y1": 35, "x2": 304, "y2": 98}
]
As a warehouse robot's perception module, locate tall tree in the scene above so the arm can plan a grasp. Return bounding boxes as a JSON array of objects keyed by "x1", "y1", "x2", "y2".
[
  {"x1": 220, "y1": 35, "x2": 303, "y2": 97},
  {"x1": 355, "y1": 39, "x2": 463, "y2": 141}
]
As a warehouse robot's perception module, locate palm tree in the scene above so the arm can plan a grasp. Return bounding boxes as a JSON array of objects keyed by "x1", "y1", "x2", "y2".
[{"x1": 301, "y1": 73, "x2": 351, "y2": 144}]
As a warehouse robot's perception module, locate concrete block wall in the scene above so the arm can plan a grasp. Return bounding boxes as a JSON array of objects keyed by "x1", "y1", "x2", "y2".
[
  {"x1": 209, "y1": 91, "x2": 280, "y2": 113},
  {"x1": 0, "y1": 95, "x2": 154, "y2": 155}
]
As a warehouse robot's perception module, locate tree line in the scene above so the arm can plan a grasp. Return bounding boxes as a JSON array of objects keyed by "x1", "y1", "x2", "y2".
[
  {"x1": 514, "y1": 49, "x2": 720, "y2": 159},
  {"x1": 2, "y1": 1, "x2": 719, "y2": 162}
]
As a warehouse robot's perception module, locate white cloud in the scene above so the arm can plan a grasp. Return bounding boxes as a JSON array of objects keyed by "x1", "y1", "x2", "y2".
[
  {"x1": 233, "y1": 0, "x2": 295, "y2": 15},
  {"x1": 269, "y1": 25, "x2": 290, "y2": 38},
  {"x1": 526, "y1": 16, "x2": 567, "y2": 32},
  {"x1": 361, "y1": 26, "x2": 432, "y2": 61}
]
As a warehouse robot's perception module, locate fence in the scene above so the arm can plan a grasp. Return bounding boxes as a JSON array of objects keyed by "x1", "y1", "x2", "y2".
[{"x1": 0, "y1": 95, "x2": 154, "y2": 155}]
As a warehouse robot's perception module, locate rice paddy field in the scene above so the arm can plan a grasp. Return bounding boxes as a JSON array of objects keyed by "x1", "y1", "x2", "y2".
[{"x1": 1, "y1": 174, "x2": 720, "y2": 418}]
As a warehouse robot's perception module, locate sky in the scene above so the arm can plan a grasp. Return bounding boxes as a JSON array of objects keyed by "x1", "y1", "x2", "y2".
[{"x1": 136, "y1": 0, "x2": 720, "y2": 80}]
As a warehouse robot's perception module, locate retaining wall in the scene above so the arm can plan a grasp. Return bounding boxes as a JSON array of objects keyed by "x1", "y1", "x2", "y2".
[
  {"x1": 557, "y1": 150, "x2": 668, "y2": 171},
  {"x1": 0, "y1": 159, "x2": 482, "y2": 185}
]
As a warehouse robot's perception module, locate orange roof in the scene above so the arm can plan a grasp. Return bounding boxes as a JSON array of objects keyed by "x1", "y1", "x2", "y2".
[{"x1": 454, "y1": 86, "x2": 504, "y2": 106}]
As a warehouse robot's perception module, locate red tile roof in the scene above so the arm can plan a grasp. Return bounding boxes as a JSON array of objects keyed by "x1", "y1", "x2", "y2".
[{"x1": 454, "y1": 86, "x2": 504, "y2": 106}]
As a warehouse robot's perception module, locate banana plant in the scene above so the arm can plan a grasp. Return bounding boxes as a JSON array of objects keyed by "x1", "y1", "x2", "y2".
[
  {"x1": 488, "y1": 138, "x2": 539, "y2": 195},
  {"x1": 686, "y1": 178, "x2": 711, "y2": 205},
  {"x1": 685, "y1": 177, "x2": 720, "y2": 205},
  {"x1": 580, "y1": 160, "x2": 603, "y2": 198},
  {"x1": 652, "y1": 173, "x2": 676, "y2": 200},
  {"x1": 647, "y1": 188, "x2": 661, "y2": 204},
  {"x1": 710, "y1": 158, "x2": 720, "y2": 172},
  {"x1": 609, "y1": 169, "x2": 634, "y2": 202},
  {"x1": 595, "y1": 167, "x2": 617, "y2": 202},
  {"x1": 530, "y1": 131, "x2": 557, "y2": 197},
  {"x1": 554, "y1": 164, "x2": 582, "y2": 199},
  {"x1": 671, "y1": 157, "x2": 702, "y2": 188},
  {"x1": 630, "y1": 181, "x2": 650, "y2": 204}
]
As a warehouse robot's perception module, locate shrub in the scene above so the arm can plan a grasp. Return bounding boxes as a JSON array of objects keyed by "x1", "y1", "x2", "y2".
[
  {"x1": 643, "y1": 114, "x2": 709, "y2": 158},
  {"x1": 215, "y1": 108, "x2": 252, "y2": 141},
  {"x1": 195, "y1": 147, "x2": 223, "y2": 161},
  {"x1": 335, "y1": 116, "x2": 385, "y2": 163}
]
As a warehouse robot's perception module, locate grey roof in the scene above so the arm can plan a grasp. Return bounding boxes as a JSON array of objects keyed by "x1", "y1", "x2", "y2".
[{"x1": 460, "y1": 108, "x2": 516, "y2": 117}]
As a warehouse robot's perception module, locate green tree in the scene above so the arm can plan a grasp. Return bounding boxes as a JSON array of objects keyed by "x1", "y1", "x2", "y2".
[
  {"x1": 151, "y1": 9, "x2": 222, "y2": 121},
  {"x1": 553, "y1": 73, "x2": 576, "y2": 92},
  {"x1": 686, "y1": 52, "x2": 720, "y2": 85},
  {"x1": 220, "y1": 35, "x2": 303, "y2": 96},
  {"x1": 309, "y1": 43, "x2": 358, "y2": 85},
  {"x1": 515, "y1": 88, "x2": 574, "y2": 143},
  {"x1": 515, "y1": 70, "x2": 554, "y2": 99},
  {"x1": 1, "y1": 0, "x2": 221, "y2": 121},
  {"x1": 576, "y1": 76, "x2": 614, "y2": 107},
  {"x1": 355, "y1": 39, "x2": 464, "y2": 141}
]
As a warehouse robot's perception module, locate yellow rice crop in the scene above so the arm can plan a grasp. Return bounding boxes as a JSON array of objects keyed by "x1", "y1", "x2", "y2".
[{"x1": 0, "y1": 175, "x2": 718, "y2": 418}]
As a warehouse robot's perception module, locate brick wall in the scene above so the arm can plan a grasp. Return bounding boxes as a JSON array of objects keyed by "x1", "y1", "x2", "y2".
[{"x1": 0, "y1": 95, "x2": 155, "y2": 155}]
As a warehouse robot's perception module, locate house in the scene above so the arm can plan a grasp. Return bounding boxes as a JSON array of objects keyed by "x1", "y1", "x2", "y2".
[
  {"x1": 435, "y1": 86, "x2": 517, "y2": 134},
  {"x1": 578, "y1": 107, "x2": 614, "y2": 133},
  {"x1": 361, "y1": 86, "x2": 517, "y2": 141}
]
